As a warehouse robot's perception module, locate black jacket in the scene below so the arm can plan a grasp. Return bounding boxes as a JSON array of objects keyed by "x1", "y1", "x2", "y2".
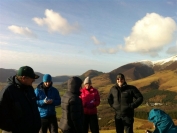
[
  {"x1": 108, "y1": 83, "x2": 143, "y2": 117},
  {"x1": 59, "y1": 77, "x2": 83, "y2": 133},
  {"x1": 0, "y1": 76, "x2": 41, "y2": 133}
]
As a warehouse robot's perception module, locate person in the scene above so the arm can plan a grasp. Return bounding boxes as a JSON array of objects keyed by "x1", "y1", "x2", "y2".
[
  {"x1": 107, "y1": 73, "x2": 143, "y2": 133},
  {"x1": 145, "y1": 108, "x2": 177, "y2": 133},
  {"x1": 80, "y1": 76, "x2": 100, "y2": 133},
  {"x1": 59, "y1": 76, "x2": 84, "y2": 133},
  {"x1": 34, "y1": 74, "x2": 61, "y2": 133},
  {"x1": 0, "y1": 66, "x2": 41, "y2": 133}
]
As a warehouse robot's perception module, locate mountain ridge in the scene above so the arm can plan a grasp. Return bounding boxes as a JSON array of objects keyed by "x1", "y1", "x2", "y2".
[{"x1": 0, "y1": 55, "x2": 177, "y2": 91}]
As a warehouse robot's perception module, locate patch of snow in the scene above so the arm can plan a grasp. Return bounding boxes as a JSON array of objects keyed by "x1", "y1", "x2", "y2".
[
  {"x1": 134, "y1": 55, "x2": 177, "y2": 67},
  {"x1": 153, "y1": 55, "x2": 177, "y2": 65}
]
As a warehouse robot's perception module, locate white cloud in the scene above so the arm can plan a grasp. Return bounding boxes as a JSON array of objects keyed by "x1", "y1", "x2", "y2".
[
  {"x1": 91, "y1": 36, "x2": 104, "y2": 45},
  {"x1": 123, "y1": 13, "x2": 177, "y2": 56},
  {"x1": 8, "y1": 25, "x2": 37, "y2": 38},
  {"x1": 33, "y1": 9, "x2": 79, "y2": 35}
]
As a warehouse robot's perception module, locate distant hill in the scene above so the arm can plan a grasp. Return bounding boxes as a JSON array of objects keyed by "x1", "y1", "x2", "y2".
[
  {"x1": 91, "y1": 62, "x2": 155, "y2": 88},
  {"x1": 0, "y1": 68, "x2": 70, "y2": 83},
  {"x1": 1, "y1": 55, "x2": 177, "y2": 92},
  {"x1": 91, "y1": 55, "x2": 177, "y2": 90},
  {"x1": 79, "y1": 69, "x2": 104, "y2": 80}
]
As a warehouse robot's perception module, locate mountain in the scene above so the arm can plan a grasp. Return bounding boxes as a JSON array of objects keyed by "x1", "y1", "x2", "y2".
[
  {"x1": 0, "y1": 68, "x2": 70, "y2": 83},
  {"x1": 0, "y1": 55, "x2": 177, "y2": 91},
  {"x1": 79, "y1": 70, "x2": 104, "y2": 80},
  {"x1": 138, "y1": 55, "x2": 177, "y2": 71},
  {"x1": 91, "y1": 60, "x2": 155, "y2": 88},
  {"x1": 91, "y1": 55, "x2": 177, "y2": 91}
]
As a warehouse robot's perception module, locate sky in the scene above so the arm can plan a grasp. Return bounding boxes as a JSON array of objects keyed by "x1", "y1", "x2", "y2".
[{"x1": 0, "y1": 0, "x2": 177, "y2": 76}]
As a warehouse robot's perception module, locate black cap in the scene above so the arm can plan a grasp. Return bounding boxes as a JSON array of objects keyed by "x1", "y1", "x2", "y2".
[
  {"x1": 117, "y1": 73, "x2": 125, "y2": 79},
  {"x1": 17, "y1": 66, "x2": 39, "y2": 79}
]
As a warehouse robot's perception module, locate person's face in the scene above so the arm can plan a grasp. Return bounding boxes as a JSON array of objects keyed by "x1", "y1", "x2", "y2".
[
  {"x1": 22, "y1": 76, "x2": 35, "y2": 86},
  {"x1": 84, "y1": 83, "x2": 91, "y2": 89},
  {"x1": 43, "y1": 82, "x2": 51, "y2": 87},
  {"x1": 117, "y1": 78, "x2": 124, "y2": 87}
]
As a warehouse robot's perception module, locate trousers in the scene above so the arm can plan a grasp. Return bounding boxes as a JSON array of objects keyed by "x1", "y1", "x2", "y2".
[
  {"x1": 83, "y1": 114, "x2": 99, "y2": 133},
  {"x1": 39, "y1": 115, "x2": 58, "y2": 133},
  {"x1": 115, "y1": 115, "x2": 134, "y2": 133}
]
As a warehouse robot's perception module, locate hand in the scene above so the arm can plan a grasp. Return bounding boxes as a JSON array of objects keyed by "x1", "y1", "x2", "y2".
[
  {"x1": 46, "y1": 99, "x2": 53, "y2": 104},
  {"x1": 44, "y1": 97, "x2": 48, "y2": 104},
  {"x1": 44, "y1": 97, "x2": 53, "y2": 104}
]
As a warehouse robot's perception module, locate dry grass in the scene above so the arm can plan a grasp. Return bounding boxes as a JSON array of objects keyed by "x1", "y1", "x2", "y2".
[{"x1": 129, "y1": 70, "x2": 177, "y2": 93}]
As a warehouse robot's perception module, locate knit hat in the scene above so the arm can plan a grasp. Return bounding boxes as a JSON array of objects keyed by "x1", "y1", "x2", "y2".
[
  {"x1": 84, "y1": 76, "x2": 91, "y2": 85},
  {"x1": 117, "y1": 73, "x2": 125, "y2": 79},
  {"x1": 17, "y1": 66, "x2": 39, "y2": 79},
  {"x1": 43, "y1": 74, "x2": 52, "y2": 82}
]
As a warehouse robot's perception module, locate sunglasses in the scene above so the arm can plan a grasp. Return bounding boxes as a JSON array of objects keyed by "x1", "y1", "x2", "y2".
[{"x1": 117, "y1": 78, "x2": 124, "y2": 80}]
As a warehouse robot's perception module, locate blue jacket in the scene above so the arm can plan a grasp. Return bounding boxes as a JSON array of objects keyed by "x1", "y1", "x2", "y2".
[
  {"x1": 148, "y1": 109, "x2": 177, "y2": 133},
  {"x1": 34, "y1": 82, "x2": 61, "y2": 118}
]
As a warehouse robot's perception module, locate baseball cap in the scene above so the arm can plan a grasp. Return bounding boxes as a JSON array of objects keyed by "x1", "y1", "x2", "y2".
[
  {"x1": 17, "y1": 66, "x2": 39, "y2": 79},
  {"x1": 117, "y1": 73, "x2": 125, "y2": 79}
]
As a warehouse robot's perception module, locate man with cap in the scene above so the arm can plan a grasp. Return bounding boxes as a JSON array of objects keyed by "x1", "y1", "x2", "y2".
[
  {"x1": 0, "y1": 66, "x2": 41, "y2": 133},
  {"x1": 80, "y1": 76, "x2": 100, "y2": 133},
  {"x1": 108, "y1": 73, "x2": 143, "y2": 133},
  {"x1": 35, "y1": 74, "x2": 61, "y2": 133}
]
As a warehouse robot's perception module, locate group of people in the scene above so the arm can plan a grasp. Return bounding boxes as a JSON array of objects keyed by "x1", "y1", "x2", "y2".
[
  {"x1": 0, "y1": 66, "x2": 100, "y2": 133},
  {"x1": 0, "y1": 66, "x2": 177, "y2": 133}
]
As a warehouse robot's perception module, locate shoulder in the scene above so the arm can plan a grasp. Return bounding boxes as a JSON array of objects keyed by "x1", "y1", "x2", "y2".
[
  {"x1": 34, "y1": 85, "x2": 42, "y2": 92},
  {"x1": 80, "y1": 88, "x2": 86, "y2": 93},
  {"x1": 51, "y1": 86, "x2": 58, "y2": 91},
  {"x1": 0, "y1": 86, "x2": 9, "y2": 97},
  {"x1": 36, "y1": 82, "x2": 43, "y2": 90},
  {"x1": 69, "y1": 95, "x2": 81, "y2": 103},
  {"x1": 3, "y1": 83, "x2": 16, "y2": 93},
  {"x1": 111, "y1": 84, "x2": 118, "y2": 90},
  {"x1": 0, "y1": 84, "x2": 15, "y2": 101},
  {"x1": 126, "y1": 85, "x2": 138, "y2": 90},
  {"x1": 91, "y1": 87, "x2": 99, "y2": 93}
]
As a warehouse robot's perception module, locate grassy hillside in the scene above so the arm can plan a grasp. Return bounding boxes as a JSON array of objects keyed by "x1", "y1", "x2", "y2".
[{"x1": 128, "y1": 70, "x2": 177, "y2": 93}]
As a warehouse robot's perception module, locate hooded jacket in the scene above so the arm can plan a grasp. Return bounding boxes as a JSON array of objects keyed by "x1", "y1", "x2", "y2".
[
  {"x1": 59, "y1": 77, "x2": 84, "y2": 133},
  {"x1": 148, "y1": 109, "x2": 177, "y2": 133},
  {"x1": 80, "y1": 86, "x2": 100, "y2": 114},
  {"x1": 34, "y1": 82, "x2": 61, "y2": 117},
  {"x1": 0, "y1": 76, "x2": 41, "y2": 133},
  {"x1": 108, "y1": 82, "x2": 143, "y2": 117}
]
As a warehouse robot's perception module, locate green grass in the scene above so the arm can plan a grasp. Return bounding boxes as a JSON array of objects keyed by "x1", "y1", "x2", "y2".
[{"x1": 55, "y1": 106, "x2": 62, "y2": 119}]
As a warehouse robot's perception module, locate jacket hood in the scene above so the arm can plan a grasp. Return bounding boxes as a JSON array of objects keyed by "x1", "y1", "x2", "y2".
[
  {"x1": 7, "y1": 76, "x2": 14, "y2": 85},
  {"x1": 148, "y1": 109, "x2": 175, "y2": 132},
  {"x1": 7, "y1": 76, "x2": 32, "y2": 89},
  {"x1": 67, "y1": 76, "x2": 82, "y2": 94},
  {"x1": 7, "y1": 76, "x2": 21, "y2": 85}
]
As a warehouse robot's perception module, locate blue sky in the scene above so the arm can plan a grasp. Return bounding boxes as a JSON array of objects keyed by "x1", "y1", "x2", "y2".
[{"x1": 0, "y1": 0, "x2": 177, "y2": 76}]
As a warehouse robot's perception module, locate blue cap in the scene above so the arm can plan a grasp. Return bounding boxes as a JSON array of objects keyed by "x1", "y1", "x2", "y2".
[{"x1": 43, "y1": 74, "x2": 52, "y2": 82}]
